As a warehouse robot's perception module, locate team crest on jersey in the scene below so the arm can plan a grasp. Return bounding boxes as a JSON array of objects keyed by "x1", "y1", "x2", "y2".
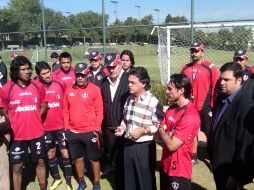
[
  {"x1": 56, "y1": 94, "x2": 62, "y2": 99},
  {"x1": 15, "y1": 147, "x2": 21, "y2": 152},
  {"x1": 33, "y1": 97, "x2": 38, "y2": 103},
  {"x1": 97, "y1": 75, "x2": 102, "y2": 80},
  {"x1": 107, "y1": 55, "x2": 112, "y2": 60},
  {"x1": 171, "y1": 181, "x2": 179, "y2": 190},
  {"x1": 243, "y1": 74, "x2": 248, "y2": 81},
  {"x1": 82, "y1": 93, "x2": 88, "y2": 99}
]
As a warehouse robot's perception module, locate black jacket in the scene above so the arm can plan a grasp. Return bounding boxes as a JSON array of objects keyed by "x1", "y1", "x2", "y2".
[
  {"x1": 208, "y1": 85, "x2": 254, "y2": 185},
  {"x1": 101, "y1": 72, "x2": 129, "y2": 128},
  {"x1": 0, "y1": 62, "x2": 7, "y2": 87},
  {"x1": 0, "y1": 109, "x2": 11, "y2": 146}
]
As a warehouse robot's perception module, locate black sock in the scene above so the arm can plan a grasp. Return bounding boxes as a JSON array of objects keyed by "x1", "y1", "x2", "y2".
[
  {"x1": 62, "y1": 157, "x2": 72, "y2": 185},
  {"x1": 49, "y1": 157, "x2": 61, "y2": 179}
]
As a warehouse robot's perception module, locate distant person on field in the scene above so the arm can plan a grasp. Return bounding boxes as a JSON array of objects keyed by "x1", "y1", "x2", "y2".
[
  {"x1": 64, "y1": 63, "x2": 103, "y2": 190},
  {"x1": 115, "y1": 67, "x2": 164, "y2": 190},
  {"x1": 181, "y1": 42, "x2": 219, "y2": 165},
  {"x1": 208, "y1": 62, "x2": 254, "y2": 190},
  {"x1": 158, "y1": 73, "x2": 200, "y2": 190},
  {"x1": 120, "y1": 50, "x2": 135, "y2": 72},
  {"x1": 0, "y1": 56, "x2": 7, "y2": 87},
  {"x1": 52, "y1": 52, "x2": 75, "y2": 87},
  {"x1": 88, "y1": 51, "x2": 108, "y2": 88},
  {"x1": 0, "y1": 56, "x2": 48, "y2": 190},
  {"x1": 50, "y1": 52, "x2": 60, "y2": 72},
  {"x1": 10, "y1": 52, "x2": 17, "y2": 60},
  {"x1": 35, "y1": 61, "x2": 73, "y2": 190}
]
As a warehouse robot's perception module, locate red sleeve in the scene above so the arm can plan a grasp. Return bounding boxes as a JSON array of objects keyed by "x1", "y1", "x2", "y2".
[
  {"x1": 0, "y1": 87, "x2": 9, "y2": 108},
  {"x1": 63, "y1": 88, "x2": 70, "y2": 130},
  {"x1": 94, "y1": 87, "x2": 103, "y2": 131},
  {"x1": 210, "y1": 65, "x2": 219, "y2": 108}
]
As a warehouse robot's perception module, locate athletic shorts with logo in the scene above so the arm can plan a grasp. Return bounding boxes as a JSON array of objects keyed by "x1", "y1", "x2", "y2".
[
  {"x1": 9, "y1": 136, "x2": 46, "y2": 163},
  {"x1": 44, "y1": 129, "x2": 67, "y2": 151},
  {"x1": 66, "y1": 130, "x2": 100, "y2": 160}
]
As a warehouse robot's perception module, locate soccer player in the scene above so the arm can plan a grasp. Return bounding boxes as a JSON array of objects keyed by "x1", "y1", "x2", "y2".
[
  {"x1": 115, "y1": 67, "x2": 164, "y2": 190},
  {"x1": 50, "y1": 52, "x2": 60, "y2": 72},
  {"x1": 158, "y1": 74, "x2": 200, "y2": 190},
  {"x1": 64, "y1": 63, "x2": 103, "y2": 190},
  {"x1": 35, "y1": 61, "x2": 72, "y2": 190},
  {"x1": 181, "y1": 42, "x2": 219, "y2": 165},
  {"x1": 52, "y1": 52, "x2": 75, "y2": 86},
  {"x1": 87, "y1": 51, "x2": 108, "y2": 88},
  {"x1": 0, "y1": 56, "x2": 47, "y2": 190}
]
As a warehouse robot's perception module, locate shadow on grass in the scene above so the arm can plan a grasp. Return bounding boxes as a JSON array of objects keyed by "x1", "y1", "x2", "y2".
[
  {"x1": 198, "y1": 141, "x2": 212, "y2": 172},
  {"x1": 191, "y1": 182, "x2": 208, "y2": 190}
]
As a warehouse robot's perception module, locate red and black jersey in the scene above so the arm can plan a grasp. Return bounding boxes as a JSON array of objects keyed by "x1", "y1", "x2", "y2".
[
  {"x1": 181, "y1": 60, "x2": 219, "y2": 111},
  {"x1": 88, "y1": 66, "x2": 108, "y2": 89}
]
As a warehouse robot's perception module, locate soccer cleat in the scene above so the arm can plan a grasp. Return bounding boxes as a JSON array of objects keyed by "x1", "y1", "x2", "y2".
[
  {"x1": 92, "y1": 184, "x2": 101, "y2": 190},
  {"x1": 49, "y1": 179, "x2": 62, "y2": 190},
  {"x1": 76, "y1": 182, "x2": 87, "y2": 190},
  {"x1": 66, "y1": 184, "x2": 73, "y2": 190}
]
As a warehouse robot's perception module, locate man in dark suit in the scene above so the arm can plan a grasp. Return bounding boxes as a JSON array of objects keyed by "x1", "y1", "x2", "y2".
[{"x1": 208, "y1": 62, "x2": 254, "y2": 190}]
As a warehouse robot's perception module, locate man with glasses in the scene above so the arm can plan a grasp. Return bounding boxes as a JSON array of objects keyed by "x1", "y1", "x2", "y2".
[{"x1": 88, "y1": 51, "x2": 108, "y2": 88}]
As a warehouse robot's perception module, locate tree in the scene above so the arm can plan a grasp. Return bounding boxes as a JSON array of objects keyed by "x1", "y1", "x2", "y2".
[{"x1": 165, "y1": 14, "x2": 188, "y2": 24}]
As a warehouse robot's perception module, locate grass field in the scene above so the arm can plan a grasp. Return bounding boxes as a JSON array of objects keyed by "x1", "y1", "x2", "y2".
[{"x1": 22, "y1": 143, "x2": 254, "y2": 190}]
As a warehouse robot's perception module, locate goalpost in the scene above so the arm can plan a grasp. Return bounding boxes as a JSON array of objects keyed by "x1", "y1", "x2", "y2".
[
  {"x1": 152, "y1": 21, "x2": 254, "y2": 85},
  {"x1": 31, "y1": 49, "x2": 62, "y2": 64}
]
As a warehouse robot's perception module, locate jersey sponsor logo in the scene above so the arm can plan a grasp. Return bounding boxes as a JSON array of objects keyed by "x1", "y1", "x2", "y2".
[
  {"x1": 82, "y1": 93, "x2": 88, "y2": 99},
  {"x1": 48, "y1": 102, "x2": 60, "y2": 108},
  {"x1": 15, "y1": 105, "x2": 37, "y2": 112},
  {"x1": 168, "y1": 116, "x2": 176, "y2": 124},
  {"x1": 46, "y1": 90, "x2": 56, "y2": 94},
  {"x1": 19, "y1": 92, "x2": 32, "y2": 96},
  {"x1": 10, "y1": 100, "x2": 21, "y2": 105},
  {"x1": 56, "y1": 94, "x2": 62, "y2": 99},
  {"x1": 69, "y1": 92, "x2": 75, "y2": 97},
  {"x1": 15, "y1": 147, "x2": 20, "y2": 151},
  {"x1": 14, "y1": 155, "x2": 21, "y2": 160},
  {"x1": 62, "y1": 77, "x2": 72, "y2": 81}
]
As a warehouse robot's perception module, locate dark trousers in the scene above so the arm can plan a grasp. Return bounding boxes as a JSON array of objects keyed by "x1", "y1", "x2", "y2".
[
  {"x1": 160, "y1": 169, "x2": 191, "y2": 190},
  {"x1": 124, "y1": 140, "x2": 156, "y2": 190},
  {"x1": 103, "y1": 128, "x2": 125, "y2": 190}
]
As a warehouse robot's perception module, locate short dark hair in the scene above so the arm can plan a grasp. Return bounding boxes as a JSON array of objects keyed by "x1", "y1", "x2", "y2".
[
  {"x1": 129, "y1": 66, "x2": 151, "y2": 90},
  {"x1": 35, "y1": 61, "x2": 51, "y2": 76},
  {"x1": 50, "y1": 52, "x2": 59, "y2": 59},
  {"x1": 59, "y1": 52, "x2": 72, "y2": 62},
  {"x1": 220, "y1": 62, "x2": 243, "y2": 79},
  {"x1": 120, "y1": 50, "x2": 135, "y2": 68},
  {"x1": 169, "y1": 73, "x2": 192, "y2": 99},
  {"x1": 10, "y1": 56, "x2": 32, "y2": 81}
]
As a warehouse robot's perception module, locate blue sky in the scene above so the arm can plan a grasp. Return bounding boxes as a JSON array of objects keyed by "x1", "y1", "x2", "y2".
[{"x1": 1, "y1": 0, "x2": 254, "y2": 24}]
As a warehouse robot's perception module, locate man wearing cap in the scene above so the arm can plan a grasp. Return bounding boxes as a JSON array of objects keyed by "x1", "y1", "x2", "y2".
[
  {"x1": 88, "y1": 51, "x2": 108, "y2": 88},
  {"x1": 233, "y1": 49, "x2": 254, "y2": 76},
  {"x1": 100, "y1": 53, "x2": 129, "y2": 189},
  {"x1": 181, "y1": 42, "x2": 219, "y2": 165},
  {"x1": 63, "y1": 63, "x2": 103, "y2": 190}
]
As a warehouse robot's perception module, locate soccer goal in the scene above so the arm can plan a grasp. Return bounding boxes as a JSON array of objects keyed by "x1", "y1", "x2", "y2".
[
  {"x1": 152, "y1": 21, "x2": 254, "y2": 85},
  {"x1": 31, "y1": 49, "x2": 62, "y2": 64}
]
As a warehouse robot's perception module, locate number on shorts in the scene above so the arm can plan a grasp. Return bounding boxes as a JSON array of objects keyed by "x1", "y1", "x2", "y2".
[
  {"x1": 62, "y1": 132, "x2": 66, "y2": 140},
  {"x1": 36, "y1": 142, "x2": 41, "y2": 150}
]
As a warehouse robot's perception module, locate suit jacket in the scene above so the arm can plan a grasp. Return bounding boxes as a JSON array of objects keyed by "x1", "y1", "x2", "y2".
[
  {"x1": 101, "y1": 71, "x2": 129, "y2": 128},
  {"x1": 208, "y1": 84, "x2": 254, "y2": 184}
]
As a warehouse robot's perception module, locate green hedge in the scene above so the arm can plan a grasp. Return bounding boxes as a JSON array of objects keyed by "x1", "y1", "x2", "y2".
[{"x1": 150, "y1": 82, "x2": 169, "y2": 106}]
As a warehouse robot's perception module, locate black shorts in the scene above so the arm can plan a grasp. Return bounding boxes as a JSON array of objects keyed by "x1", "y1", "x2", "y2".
[
  {"x1": 160, "y1": 169, "x2": 191, "y2": 190},
  {"x1": 199, "y1": 106, "x2": 212, "y2": 137},
  {"x1": 9, "y1": 136, "x2": 46, "y2": 164},
  {"x1": 45, "y1": 129, "x2": 67, "y2": 151},
  {"x1": 66, "y1": 130, "x2": 100, "y2": 161}
]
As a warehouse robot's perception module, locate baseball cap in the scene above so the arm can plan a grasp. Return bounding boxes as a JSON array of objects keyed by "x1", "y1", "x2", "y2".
[
  {"x1": 234, "y1": 49, "x2": 248, "y2": 60},
  {"x1": 189, "y1": 42, "x2": 205, "y2": 51},
  {"x1": 104, "y1": 53, "x2": 121, "y2": 67},
  {"x1": 74, "y1": 63, "x2": 89, "y2": 75},
  {"x1": 88, "y1": 51, "x2": 103, "y2": 60}
]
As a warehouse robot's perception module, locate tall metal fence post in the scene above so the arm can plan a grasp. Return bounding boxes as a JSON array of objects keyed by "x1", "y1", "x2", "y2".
[
  {"x1": 102, "y1": 0, "x2": 106, "y2": 58},
  {"x1": 41, "y1": 0, "x2": 47, "y2": 62}
]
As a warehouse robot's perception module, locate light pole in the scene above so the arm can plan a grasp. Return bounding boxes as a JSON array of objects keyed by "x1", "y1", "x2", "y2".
[
  {"x1": 135, "y1": 5, "x2": 141, "y2": 21},
  {"x1": 191, "y1": 0, "x2": 194, "y2": 44},
  {"x1": 41, "y1": 0, "x2": 47, "y2": 62},
  {"x1": 110, "y1": 0, "x2": 118, "y2": 22},
  {"x1": 153, "y1": 9, "x2": 160, "y2": 25}
]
